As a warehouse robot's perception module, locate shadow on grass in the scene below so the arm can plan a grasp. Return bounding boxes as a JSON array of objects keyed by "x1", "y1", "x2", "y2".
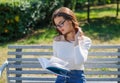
[
  {"x1": 0, "y1": 29, "x2": 46, "y2": 47},
  {"x1": 0, "y1": 28, "x2": 56, "y2": 47},
  {"x1": 0, "y1": 16, "x2": 119, "y2": 46},
  {"x1": 82, "y1": 16, "x2": 120, "y2": 42}
]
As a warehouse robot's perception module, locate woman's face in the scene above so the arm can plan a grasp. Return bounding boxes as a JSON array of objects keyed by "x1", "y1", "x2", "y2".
[{"x1": 54, "y1": 16, "x2": 74, "y2": 35}]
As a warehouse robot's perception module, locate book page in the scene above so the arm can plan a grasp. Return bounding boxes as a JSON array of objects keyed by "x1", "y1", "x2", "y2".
[
  {"x1": 38, "y1": 58, "x2": 50, "y2": 69},
  {"x1": 38, "y1": 57, "x2": 70, "y2": 77}
]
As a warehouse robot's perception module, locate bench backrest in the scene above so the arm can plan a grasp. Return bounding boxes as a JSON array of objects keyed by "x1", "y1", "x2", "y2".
[{"x1": 7, "y1": 45, "x2": 120, "y2": 83}]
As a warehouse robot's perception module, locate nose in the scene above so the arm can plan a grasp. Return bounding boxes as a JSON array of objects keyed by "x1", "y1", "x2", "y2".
[{"x1": 57, "y1": 26, "x2": 62, "y2": 29}]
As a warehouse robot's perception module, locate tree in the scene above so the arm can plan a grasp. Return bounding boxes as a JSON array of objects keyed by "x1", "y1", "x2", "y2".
[
  {"x1": 71, "y1": 0, "x2": 77, "y2": 11},
  {"x1": 116, "y1": 0, "x2": 119, "y2": 17},
  {"x1": 63, "y1": 0, "x2": 76, "y2": 11},
  {"x1": 87, "y1": 0, "x2": 90, "y2": 22},
  {"x1": 63, "y1": 0, "x2": 71, "y2": 8}
]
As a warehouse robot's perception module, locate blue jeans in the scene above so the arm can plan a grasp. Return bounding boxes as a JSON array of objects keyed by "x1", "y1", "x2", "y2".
[{"x1": 55, "y1": 70, "x2": 86, "y2": 83}]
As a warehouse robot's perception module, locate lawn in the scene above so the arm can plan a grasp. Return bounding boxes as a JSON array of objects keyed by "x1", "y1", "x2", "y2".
[{"x1": 0, "y1": 4, "x2": 120, "y2": 83}]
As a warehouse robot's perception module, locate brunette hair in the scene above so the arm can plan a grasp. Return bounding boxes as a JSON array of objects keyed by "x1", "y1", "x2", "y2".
[{"x1": 52, "y1": 7, "x2": 83, "y2": 40}]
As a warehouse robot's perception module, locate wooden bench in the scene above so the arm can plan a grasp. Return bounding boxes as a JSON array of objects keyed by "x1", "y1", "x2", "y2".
[{"x1": 0, "y1": 45, "x2": 120, "y2": 83}]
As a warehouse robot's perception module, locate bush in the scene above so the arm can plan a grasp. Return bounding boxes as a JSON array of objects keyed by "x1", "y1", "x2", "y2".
[
  {"x1": 0, "y1": 0, "x2": 60, "y2": 42},
  {"x1": 0, "y1": 3, "x2": 33, "y2": 42},
  {"x1": 29, "y1": 0, "x2": 60, "y2": 28}
]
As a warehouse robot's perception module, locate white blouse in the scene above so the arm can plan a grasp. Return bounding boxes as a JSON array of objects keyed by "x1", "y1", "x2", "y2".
[{"x1": 53, "y1": 36, "x2": 92, "y2": 70}]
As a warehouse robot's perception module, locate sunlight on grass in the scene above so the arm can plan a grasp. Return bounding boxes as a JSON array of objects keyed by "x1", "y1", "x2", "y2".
[
  {"x1": 0, "y1": 0, "x2": 19, "y2": 5},
  {"x1": 0, "y1": 47, "x2": 7, "y2": 83},
  {"x1": 0, "y1": 47, "x2": 7, "y2": 64},
  {"x1": 91, "y1": 38, "x2": 120, "y2": 45},
  {"x1": 12, "y1": 28, "x2": 57, "y2": 45},
  {"x1": 90, "y1": 10, "x2": 117, "y2": 18},
  {"x1": 76, "y1": 4, "x2": 120, "y2": 20},
  {"x1": 75, "y1": 12, "x2": 87, "y2": 20}
]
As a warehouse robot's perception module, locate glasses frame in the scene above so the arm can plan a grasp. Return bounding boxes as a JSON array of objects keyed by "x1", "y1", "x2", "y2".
[{"x1": 55, "y1": 20, "x2": 66, "y2": 29}]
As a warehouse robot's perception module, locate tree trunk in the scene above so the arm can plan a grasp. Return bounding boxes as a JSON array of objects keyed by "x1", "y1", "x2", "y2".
[
  {"x1": 64, "y1": 0, "x2": 71, "y2": 8},
  {"x1": 87, "y1": 0, "x2": 90, "y2": 22},
  {"x1": 71, "y1": 0, "x2": 76, "y2": 11},
  {"x1": 116, "y1": 0, "x2": 119, "y2": 17}
]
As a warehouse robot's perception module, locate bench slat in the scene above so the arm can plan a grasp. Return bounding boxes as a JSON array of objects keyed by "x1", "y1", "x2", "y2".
[
  {"x1": 8, "y1": 77, "x2": 56, "y2": 81},
  {"x1": 8, "y1": 58, "x2": 48, "y2": 62},
  {"x1": 8, "y1": 52, "x2": 53, "y2": 56},
  {"x1": 91, "y1": 45, "x2": 120, "y2": 49},
  {"x1": 8, "y1": 64, "x2": 41, "y2": 68},
  {"x1": 8, "y1": 45, "x2": 120, "y2": 49},
  {"x1": 8, "y1": 58, "x2": 120, "y2": 64},
  {"x1": 9, "y1": 81, "x2": 54, "y2": 83},
  {"x1": 7, "y1": 63, "x2": 120, "y2": 68},
  {"x1": 8, "y1": 45, "x2": 52, "y2": 49},
  {"x1": 87, "y1": 78, "x2": 120, "y2": 81},
  {"x1": 8, "y1": 58, "x2": 120, "y2": 62},
  {"x1": 8, "y1": 77, "x2": 120, "y2": 81},
  {"x1": 89, "y1": 52, "x2": 120, "y2": 56},
  {"x1": 8, "y1": 52, "x2": 120, "y2": 56},
  {"x1": 84, "y1": 64, "x2": 120, "y2": 68},
  {"x1": 8, "y1": 70, "x2": 53, "y2": 74},
  {"x1": 8, "y1": 70, "x2": 120, "y2": 75},
  {"x1": 85, "y1": 71, "x2": 120, "y2": 75},
  {"x1": 8, "y1": 61, "x2": 120, "y2": 64}
]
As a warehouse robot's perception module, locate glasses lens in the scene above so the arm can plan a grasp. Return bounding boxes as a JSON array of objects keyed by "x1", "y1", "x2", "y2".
[{"x1": 55, "y1": 20, "x2": 66, "y2": 29}]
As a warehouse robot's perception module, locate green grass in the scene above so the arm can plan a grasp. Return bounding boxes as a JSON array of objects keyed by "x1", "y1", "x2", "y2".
[
  {"x1": 14, "y1": 28, "x2": 57, "y2": 45},
  {"x1": 0, "y1": 4, "x2": 120, "y2": 83},
  {"x1": 0, "y1": 28, "x2": 57, "y2": 47},
  {"x1": 82, "y1": 17, "x2": 120, "y2": 43},
  {"x1": 75, "y1": 4, "x2": 120, "y2": 44},
  {"x1": 76, "y1": 4, "x2": 119, "y2": 20}
]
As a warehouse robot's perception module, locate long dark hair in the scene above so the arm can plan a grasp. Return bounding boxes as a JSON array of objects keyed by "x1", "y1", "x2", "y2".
[{"x1": 52, "y1": 7, "x2": 83, "y2": 40}]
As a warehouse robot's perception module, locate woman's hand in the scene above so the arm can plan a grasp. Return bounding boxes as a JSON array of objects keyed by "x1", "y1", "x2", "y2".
[{"x1": 74, "y1": 31, "x2": 81, "y2": 46}]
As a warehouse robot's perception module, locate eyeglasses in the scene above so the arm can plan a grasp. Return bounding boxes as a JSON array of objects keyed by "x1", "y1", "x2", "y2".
[{"x1": 55, "y1": 20, "x2": 66, "y2": 29}]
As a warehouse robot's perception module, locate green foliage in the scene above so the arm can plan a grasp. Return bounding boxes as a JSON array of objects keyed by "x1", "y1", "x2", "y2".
[
  {"x1": 76, "y1": 0, "x2": 116, "y2": 10},
  {"x1": 30, "y1": 0, "x2": 60, "y2": 28},
  {"x1": 0, "y1": 4, "x2": 32, "y2": 42},
  {"x1": 0, "y1": 0, "x2": 60, "y2": 42},
  {"x1": 90, "y1": 0, "x2": 112, "y2": 5}
]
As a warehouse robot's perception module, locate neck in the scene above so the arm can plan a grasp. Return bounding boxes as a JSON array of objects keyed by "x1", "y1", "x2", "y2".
[{"x1": 66, "y1": 31, "x2": 76, "y2": 41}]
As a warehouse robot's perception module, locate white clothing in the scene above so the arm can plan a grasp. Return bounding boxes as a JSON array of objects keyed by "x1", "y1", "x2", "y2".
[{"x1": 53, "y1": 36, "x2": 92, "y2": 70}]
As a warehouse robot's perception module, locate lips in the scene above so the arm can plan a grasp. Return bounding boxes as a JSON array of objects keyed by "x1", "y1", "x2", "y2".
[
  {"x1": 59, "y1": 29, "x2": 65, "y2": 34},
  {"x1": 62, "y1": 29, "x2": 64, "y2": 31},
  {"x1": 61, "y1": 29, "x2": 64, "y2": 32},
  {"x1": 61, "y1": 29, "x2": 65, "y2": 34}
]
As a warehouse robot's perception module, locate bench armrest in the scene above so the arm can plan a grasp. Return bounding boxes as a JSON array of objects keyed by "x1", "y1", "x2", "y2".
[{"x1": 0, "y1": 60, "x2": 8, "y2": 77}]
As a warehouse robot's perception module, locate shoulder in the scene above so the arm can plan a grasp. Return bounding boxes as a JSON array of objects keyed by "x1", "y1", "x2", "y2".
[
  {"x1": 79, "y1": 36, "x2": 92, "y2": 45},
  {"x1": 79, "y1": 36, "x2": 92, "y2": 50},
  {"x1": 53, "y1": 35, "x2": 65, "y2": 41},
  {"x1": 83, "y1": 36, "x2": 91, "y2": 42}
]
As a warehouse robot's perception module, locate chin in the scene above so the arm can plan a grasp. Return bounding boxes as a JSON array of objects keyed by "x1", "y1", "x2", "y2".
[
  {"x1": 63, "y1": 32, "x2": 70, "y2": 35},
  {"x1": 62, "y1": 32, "x2": 66, "y2": 35}
]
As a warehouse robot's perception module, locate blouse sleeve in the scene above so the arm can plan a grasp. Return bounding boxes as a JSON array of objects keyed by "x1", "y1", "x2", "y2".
[{"x1": 74, "y1": 36, "x2": 92, "y2": 65}]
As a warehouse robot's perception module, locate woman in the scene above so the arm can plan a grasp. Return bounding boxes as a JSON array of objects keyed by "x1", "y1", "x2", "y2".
[{"x1": 52, "y1": 7, "x2": 91, "y2": 83}]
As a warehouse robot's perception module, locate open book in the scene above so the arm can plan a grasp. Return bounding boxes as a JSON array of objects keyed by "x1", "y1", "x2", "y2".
[{"x1": 38, "y1": 56, "x2": 70, "y2": 77}]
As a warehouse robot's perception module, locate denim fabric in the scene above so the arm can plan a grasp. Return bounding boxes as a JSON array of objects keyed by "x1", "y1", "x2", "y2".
[{"x1": 55, "y1": 70, "x2": 86, "y2": 83}]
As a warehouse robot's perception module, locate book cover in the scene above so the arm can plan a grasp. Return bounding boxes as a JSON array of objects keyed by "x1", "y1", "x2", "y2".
[{"x1": 38, "y1": 56, "x2": 70, "y2": 77}]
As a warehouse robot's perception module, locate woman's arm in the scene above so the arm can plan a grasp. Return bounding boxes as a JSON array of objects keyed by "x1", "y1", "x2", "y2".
[{"x1": 74, "y1": 36, "x2": 92, "y2": 65}]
